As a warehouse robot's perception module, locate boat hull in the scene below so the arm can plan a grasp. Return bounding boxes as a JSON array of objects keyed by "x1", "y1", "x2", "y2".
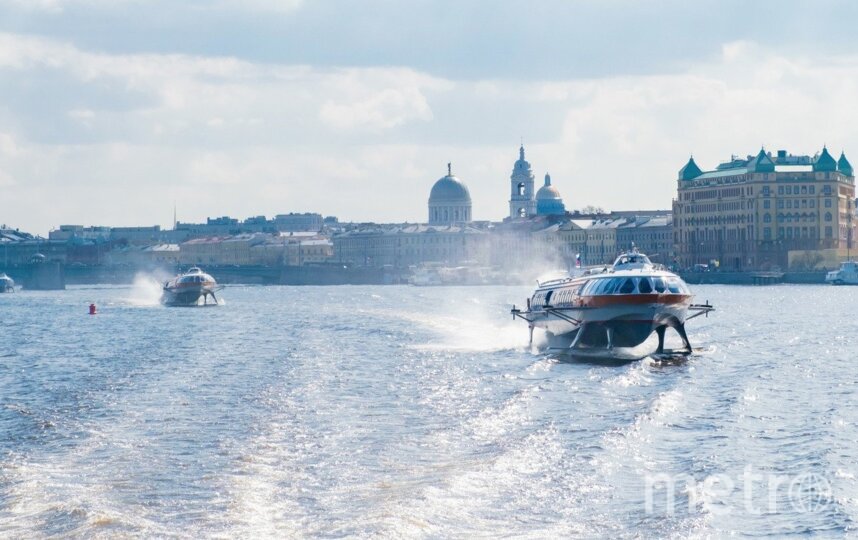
[
  {"x1": 530, "y1": 294, "x2": 692, "y2": 348},
  {"x1": 161, "y1": 285, "x2": 217, "y2": 306}
]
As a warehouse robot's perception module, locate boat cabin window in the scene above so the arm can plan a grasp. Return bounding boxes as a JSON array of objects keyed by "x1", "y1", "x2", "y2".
[
  {"x1": 592, "y1": 279, "x2": 610, "y2": 295},
  {"x1": 603, "y1": 278, "x2": 622, "y2": 295},
  {"x1": 652, "y1": 277, "x2": 667, "y2": 293},
  {"x1": 666, "y1": 277, "x2": 688, "y2": 294},
  {"x1": 544, "y1": 291, "x2": 553, "y2": 306},
  {"x1": 619, "y1": 278, "x2": 636, "y2": 294},
  {"x1": 553, "y1": 288, "x2": 573, "y2": 306},
  {"x1": 638, "y1": 277, "x2": 653, "y2": 294},
  {"x1": 588, "y1": 279, "x2": 609, "y2": 295}
]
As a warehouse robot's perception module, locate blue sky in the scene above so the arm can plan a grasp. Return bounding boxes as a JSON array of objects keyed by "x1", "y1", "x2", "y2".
[{"x1": 2, "y1": 0, "x2": 858, "y2": 234}]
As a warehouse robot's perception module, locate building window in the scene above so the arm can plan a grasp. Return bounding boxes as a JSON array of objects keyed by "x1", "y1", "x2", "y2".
[
  {"x1": 810, "y1": 200, "x2": 816, "y2": 208},
  {"x1": 764, "y1": 200, "x2": 770, "y2": 209},
  {"x1": 786, "y1": 200, "x2": 792, "y2": 209},
  {"x1": 778, "y1": 200, "x2": 784, "y2": 209},
  {"x1": 825, "y1": 199, "x2": 832, "y2": 208},
  {"x1": 801, "y1": 186, "x2": 807, "y2": 194},
  {"x1": 809, "y1": 186, "x2": 815, "y2": 194},
  {"x1": 826, "y1": 226, "x2": 833, "y2": 238},
  {"x1": 778, "y1": 186, "x2": 784, "y2": 195},
  {"x1": 778, "y1": 227, "x2": 785, "y2": 238},
  {"x1": 764, "y1": 227, "x2": 771, "y2": 240},
  {"x1": 517, "y1": 182, "x2": 526, "y2": 196},
  {"x1": 786, "y1": 186, "x2": 792, "y2": 195},
  {"x1": 825, "y1": 212, "x2": 833, "y2": 222},
  {"x1": 764, "y1": 214, "x2": 772, "y2": 223}
]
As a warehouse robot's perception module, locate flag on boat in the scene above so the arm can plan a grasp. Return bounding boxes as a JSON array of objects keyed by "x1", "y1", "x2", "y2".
[{"x1": 575, "y1": 253, "x2": 581, "y2": 268}]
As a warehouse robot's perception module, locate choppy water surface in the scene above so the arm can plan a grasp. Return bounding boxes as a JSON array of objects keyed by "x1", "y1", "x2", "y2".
[{"x1": 1, "y1": 282, "x2": 857, "y2": 537}]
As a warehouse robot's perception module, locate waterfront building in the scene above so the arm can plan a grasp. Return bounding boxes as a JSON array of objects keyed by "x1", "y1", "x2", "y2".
[
  {"x1": 106, "y1": 244, "x2": 179, "y2": 267},
  {"x1": 179, "y1": 232, "x2": 332, "y2": 266},
  {"x1": 291, "y1": 239, "x2": 334, "y2": 265},
  {"x1": 491, "y1": 215, "x2": 622, "y2": 271},
  {"x1": 333, "y1": 224, "x2": 490, "y2": 268},
  {"x1": 535, "y1": 173, "x2": 566, "y2": 216},
  {"x1": 576, "y1": 218, "x2": 620, "y2": 265},
  {"x1": 110, "y1": 226, "x2": 166, "y2": 245},
  {"x1": 49, "y1": 225, "x2": 111, "y2": 242},
  {"x1": 616, "y1": 215, "x2": 674, "y2": 263},
  {"x1": 428, "y1": 164, "x2": 472, "y2": 225},
  {"x1": 273, "y1": 212, "x2": 323, "y2": 232},
  {"x1": 173, "y1": 213, "x2": 323, "y2": 240},
  {"x1": 673, "y1": 147, "x2": 856, "y2": 270},
  {"x1": 509, "y1": 145, "x2": 537, "y2": 219}
]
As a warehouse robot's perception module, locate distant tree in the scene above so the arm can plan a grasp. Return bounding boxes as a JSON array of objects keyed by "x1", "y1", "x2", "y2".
[
  {"x1": 790, "y1": 251, "x2": 824, "y2": 271},
  {"x1": 578, "y1": 205, "x2": 606, "y2": 215}
]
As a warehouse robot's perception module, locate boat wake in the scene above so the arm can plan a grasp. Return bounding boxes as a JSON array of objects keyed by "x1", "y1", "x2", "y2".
[{"x1": 124, "y1": 271, "x2": 171, "y2": 307}]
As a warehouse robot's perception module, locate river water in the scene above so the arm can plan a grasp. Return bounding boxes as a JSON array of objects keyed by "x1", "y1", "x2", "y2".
[{"x1": 0, "y1": 280, "x2": 856, "y2": 538}]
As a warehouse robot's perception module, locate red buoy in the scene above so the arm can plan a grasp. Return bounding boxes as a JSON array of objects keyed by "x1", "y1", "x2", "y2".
[{"x1": 89, "y1": 303, "x2": 97, "y2": 315}]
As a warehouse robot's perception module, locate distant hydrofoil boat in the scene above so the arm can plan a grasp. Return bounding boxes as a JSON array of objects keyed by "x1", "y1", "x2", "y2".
[{"x1": 161, "y1": 267, "x2": 222, "y2": 306}]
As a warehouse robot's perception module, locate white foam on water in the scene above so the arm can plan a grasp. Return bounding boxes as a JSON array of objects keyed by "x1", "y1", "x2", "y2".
[
  {"x1": 0, "y1": 436, "x2": 173, "y2": 538},
  {"x1": 124, "y1": 271, "x2": 171, "y2": 307},
  {"x1": 397, "y1": 301, "x2": 532, "y2": 353},
  {"x1": 215, "y1": 421, "x2": 313, "y2": 537}
]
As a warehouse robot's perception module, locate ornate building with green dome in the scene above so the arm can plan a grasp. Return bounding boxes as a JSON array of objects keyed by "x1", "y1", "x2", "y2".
[
  {"x1": 673, "y1": 146, "x2": 856, "y2": 270},
  {"x1": 535, "y1": 173, "x2": 566, "y2": 216}
]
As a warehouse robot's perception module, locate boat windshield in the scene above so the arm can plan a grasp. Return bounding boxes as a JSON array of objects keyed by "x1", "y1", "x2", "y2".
[{"x1": 612, "y1": 252, "x2": 653, "y2": 270}]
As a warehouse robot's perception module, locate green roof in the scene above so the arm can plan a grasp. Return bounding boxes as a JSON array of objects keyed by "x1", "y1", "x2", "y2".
[
  {"x1": 749, "y1": 148, "x2": 775, "y2": 172},
  {"x1": 838, "y1": 151, "x2": 853, "y2": 176},
  {"x1": 679, "y1": 156, "x2": 703, "y2": 180},
  {"x1": 813, "y1": 146, "x2": 837, "y2": 172}
]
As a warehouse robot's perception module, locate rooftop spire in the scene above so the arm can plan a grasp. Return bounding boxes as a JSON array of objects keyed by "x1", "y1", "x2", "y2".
[
  {"x1": 544, "y1": 172, "x2": 551, "y2": 185},
  {"x1": 838, "y1": 150, "x2": 853, "y2": 176},
  {"x1": 679, "y1": 155, "x2": 703, "y2": 180},
  {"x1": 447, "y1": 162, "x2": 452, "y2": 176},
  {"x1": 519, "y1": 144, "x2": 525, "y2": 161}
]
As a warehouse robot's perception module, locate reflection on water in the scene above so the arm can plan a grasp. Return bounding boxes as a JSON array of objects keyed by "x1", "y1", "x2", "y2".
[{"x1": 0, "y1": 284, "x2": 856, "y2": 537}]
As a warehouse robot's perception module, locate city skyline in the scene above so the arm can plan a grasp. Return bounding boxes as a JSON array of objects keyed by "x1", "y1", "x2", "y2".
[{"x1": 3, "y1": 1, "x2": 858, "y2": 235}]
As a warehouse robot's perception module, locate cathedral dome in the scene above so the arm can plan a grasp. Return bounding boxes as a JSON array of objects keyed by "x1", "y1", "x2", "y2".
[
  {"x1": 429, "y1": 173, "x2": 471, "y2": 203},
  {"x1": 428, "y1": 163, "x2": 472, "y2": 225},
  {"x1": 536, "y1": 174, "x2": 562, "y2": 200},
  {"x1": 536, "y1": 173, "x2": 565, "y2": 216}
]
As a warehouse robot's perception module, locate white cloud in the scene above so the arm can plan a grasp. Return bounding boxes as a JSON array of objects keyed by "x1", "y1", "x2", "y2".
[
  {"x1": 0, "y1": 169, "x2": 14, "y2": 186},
  {"x1": 3, "y1": 32, "x2": 858, "y2": 233},
  {"x1": 319, "y1": 87, "x2": 433, "y2": 132},
  {"x1": 213, "y1": 0, "x2": 303, "y2": 14},
  {"x1": 0, "y1": 133, "x2": 19, "y2": 156}
]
